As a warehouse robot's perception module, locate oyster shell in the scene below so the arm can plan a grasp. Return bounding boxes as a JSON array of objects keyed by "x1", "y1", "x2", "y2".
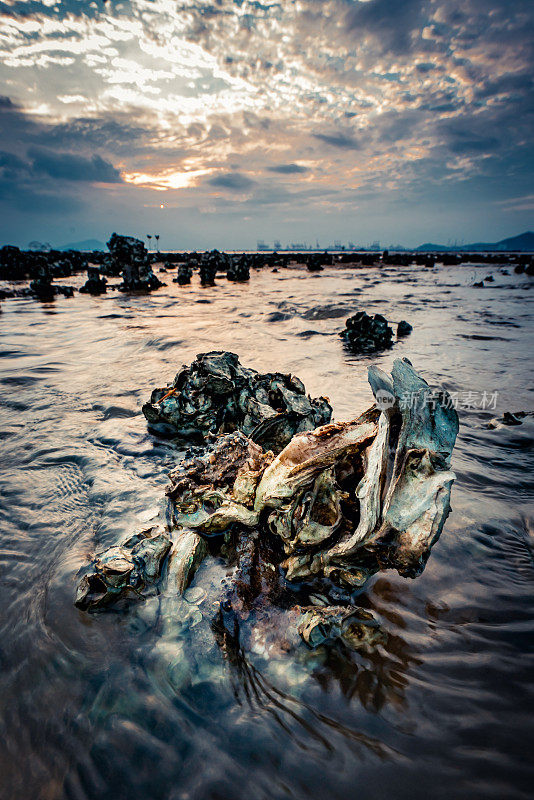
[
  {"x1": 75, "y1": 528, "x2": 172, "y2": 611},
  {"x1": 297, "y1": 605, "x2": 383, "y2": 649},
  {"x1": 167, "y1": 529, "x2": 207, "y2": 594}
]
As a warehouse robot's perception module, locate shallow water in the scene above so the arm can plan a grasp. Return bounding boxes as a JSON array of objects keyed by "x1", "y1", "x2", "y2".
[{"x1": 0, "y1": 263, "x2": 533, "y2": 800}]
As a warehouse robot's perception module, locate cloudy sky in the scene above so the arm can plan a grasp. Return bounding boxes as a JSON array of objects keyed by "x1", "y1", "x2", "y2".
[{"x1": 0, "y1": 0, "x2": 533, "y2": 249}]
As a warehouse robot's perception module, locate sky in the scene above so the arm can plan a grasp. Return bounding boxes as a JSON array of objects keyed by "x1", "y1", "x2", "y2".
[{"x1": 0, "y1": 0, "x2": 533, "y2": 249}]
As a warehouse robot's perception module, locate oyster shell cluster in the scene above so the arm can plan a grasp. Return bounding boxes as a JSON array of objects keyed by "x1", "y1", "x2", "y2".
[
  {"x1": 80, "y1": 266, "x2": 107, "y2": 295},
  {"x1": 227, "y1": 256, "x2": 251, "y2": 282},
  {"x1": 102, "y1": 233, "x2": 163, "y2": 291},
  {"x1": 166, "y1": 358, "x2": 458, "y2": 585},
  {"x1": 76, "y1": 355, "x2": 459, "y2": 659},
  {"x1": 142, "y1": 351, "x2": 332, "y2": 453},
  {"x1": 340, "y1": 311, "x2": 393, "y2": 353},
  {"x1": 174, "y1": 263, "x2": 193, "y2": 285}
]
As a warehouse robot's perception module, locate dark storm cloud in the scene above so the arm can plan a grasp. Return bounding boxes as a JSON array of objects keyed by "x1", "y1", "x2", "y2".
[
  {"x1": 267, "y1": 164, "x2": 308, "y2": 174},
  {"x1": 41, "y1": 117, "x2": 154, "y2": 157},
  {"x1": 0, "y1": 0, "x2": 533, "y2": 244},
  {"x1": 0, "y1": 150, "x2": 29, "y2": 177},
  {"x1": 208, "y1": 172, "x2": 255, "y2": 190},
  {"x1": 28, "y1": 148, "x2": 122, "y2": 182},
  {"x1": 0, "y1": 97, "x2": 122, "y2": 218},
  {"x1": 313, "y1": 133, "x2": 360, "y2": 149},
  {"x1": 344, "y1": 0, "x2": 426, "y2": 55},
  {"x1": 0, "y1": 96, "x2": 131, "y2": 161}
]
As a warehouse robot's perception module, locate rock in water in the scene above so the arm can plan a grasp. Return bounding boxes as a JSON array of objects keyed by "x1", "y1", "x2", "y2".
[
  {"x1": 341, "y1": 311, "x2": 393, "y2": 353},
  {"x1": 29, "y1": 260, "x2": 74, "y2": 299},
  {"x1": 174, "y1": 263, "x2": 193, "y2": 285},
  {"x1": 397, "y1": 320, "x2": 413, "y2": 337},
  {"x1": 142, "y1": 351, "x2": 332, "y2": 452},
  {"x1": 80, "y1": 266, "x2": 107, "y2": 295},
  {"x1": 306, "y1": 254, "x2": 324, "y2": 272},
  {"x1": 227, "y1": 256, "x2": 250, "y2": 282},
  {"x1": 199, "y1": 250, "x2": 224, "y2": 286},
  {"x1": 103, "y1": 233, "x2": 163, "y2": 291},
  {"x1": 484, "y1": 410, "x2": 534, "y2": 429}
]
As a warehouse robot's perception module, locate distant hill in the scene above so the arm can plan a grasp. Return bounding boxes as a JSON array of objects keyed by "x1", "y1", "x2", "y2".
[
  {"x1": 416, "y1": 231, "x2": 534, "y2": 252},
  {"x1": 415, "y1": 242, "x2": 450, "y2": 252},
  {"x1": 58, "y1": 239, "x2": 106, "y2": 251}
]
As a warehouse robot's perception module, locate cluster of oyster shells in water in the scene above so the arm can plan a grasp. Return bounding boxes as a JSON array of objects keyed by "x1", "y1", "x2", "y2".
[{"x1": 76, "y1": 352, "x2": 459, "y2": 656}]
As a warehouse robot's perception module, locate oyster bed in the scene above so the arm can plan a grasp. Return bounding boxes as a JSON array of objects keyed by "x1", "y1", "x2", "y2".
[{"x1": 0, "y1": 262, "x2": 532, "y2": 800}]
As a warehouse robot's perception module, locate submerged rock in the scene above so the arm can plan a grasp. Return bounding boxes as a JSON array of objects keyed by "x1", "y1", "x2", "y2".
[
  {"x1": 484, "y1": 411, "x2": 534, "y2": 429},
  {"x1": 142, "y1": 351, "x2": 332, "y2": 452},
  {"x1": 341, "y1": 311, "x2": 393, "y2": 353}
]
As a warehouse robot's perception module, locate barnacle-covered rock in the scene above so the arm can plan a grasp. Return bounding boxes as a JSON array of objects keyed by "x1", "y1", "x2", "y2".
[
  {"x1": 142, "y1": 351, "x2": 332, "y2": 453},
  {"x1": 340, "y1": 311, "x2": 393, "y2": 353}
]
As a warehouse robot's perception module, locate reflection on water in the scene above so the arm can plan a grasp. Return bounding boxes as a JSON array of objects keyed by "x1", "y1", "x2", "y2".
[{"x1": 0, "y1": 263, "x2": 533, "y2": 800}]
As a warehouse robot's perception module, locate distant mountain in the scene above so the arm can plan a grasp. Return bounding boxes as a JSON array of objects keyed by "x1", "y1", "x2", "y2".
[
  {"x1": 415, "y1": 242, "x2": 450, "y2": 252},
  {"x1": 462, "y1": 231, "x2": 534, "y2": 252},
  {"x1": 416, "y1": 231, "x2": 534, "y2": 252},
  {"x1": 58, "y1": 239, "x2": 106, "y2": 251}
]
